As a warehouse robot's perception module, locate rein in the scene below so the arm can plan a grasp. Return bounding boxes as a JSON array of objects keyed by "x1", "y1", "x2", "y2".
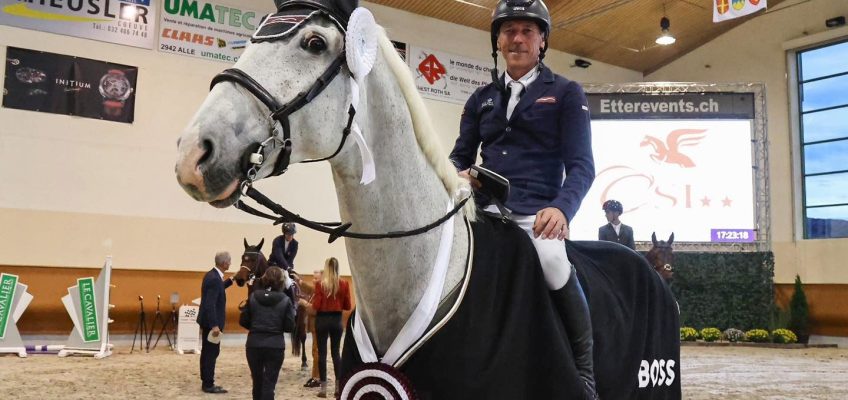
[
  {"x1": 210, "y1": 21, "x2": 470, "y2": 244},
  {"x1": 236, "y1": 186, "x2": 470, "y2": 243}
]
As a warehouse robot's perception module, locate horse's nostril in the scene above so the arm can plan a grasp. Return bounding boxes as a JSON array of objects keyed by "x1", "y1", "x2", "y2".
[{"x1": 197, "y1": 139, "x2": 214, "y2": 167}]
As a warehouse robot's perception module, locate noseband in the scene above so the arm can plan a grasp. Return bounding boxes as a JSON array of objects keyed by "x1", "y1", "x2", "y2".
[
  {"x1": 648, "y1": 245, "x2": 674, "y2": 272},
  {"x1": 210, "y1": 52, "x2": 353, "y2": 180},
  {"x1": 208, "y1": 20, "x2": 469, "y2": 243},
  {"x1": 239, "y1": 251, "x2": 263, "y2": 281}
]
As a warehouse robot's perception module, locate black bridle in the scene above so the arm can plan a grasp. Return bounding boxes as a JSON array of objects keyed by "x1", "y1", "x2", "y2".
[
  {"x1": 210, "y1": 53, "x2": 352, "y2": 179},
  {"x1": 208, "y1": 20, "x2": 469, "y2": 243}
]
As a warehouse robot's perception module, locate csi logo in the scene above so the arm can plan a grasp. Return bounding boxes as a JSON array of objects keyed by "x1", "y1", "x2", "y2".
[
  {"x1": 183, "y1": 308, "x2": 197, "y2": 318},
  {"x1": 638, "y1": 359, "x2": 676, "y2": 388}
]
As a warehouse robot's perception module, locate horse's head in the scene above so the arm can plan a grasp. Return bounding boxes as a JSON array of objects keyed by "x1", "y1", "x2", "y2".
[
  {"x1": 647, "y1": 232, "x2": 674, "y2": 282},
  {"x1": 235, "y1": 238, "x2": 266, "y2": 287},
  {"x1": 175, "y1": 2, "x2": 358, "y2": 207}
]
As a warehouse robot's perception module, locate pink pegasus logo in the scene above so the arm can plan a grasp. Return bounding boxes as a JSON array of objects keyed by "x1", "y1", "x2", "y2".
[{"x1": 640, "y1": 129, "x2": 707, "y2": 168}]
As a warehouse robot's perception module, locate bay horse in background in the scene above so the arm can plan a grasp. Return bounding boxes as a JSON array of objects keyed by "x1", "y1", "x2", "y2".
[
  {"x1": 234, "y1": 238, "x2": 269, "y2": 296},
  {"x1": 646, "y1": 232, "x2": 675, "y2": 282},
  {"x1": 174, "y1": 2, "x2": 680, "y2": 398}
]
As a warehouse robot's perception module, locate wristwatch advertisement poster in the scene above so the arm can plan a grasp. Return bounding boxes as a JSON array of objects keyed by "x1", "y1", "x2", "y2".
[{"x1": 3, "y1": 46, "x2": 138, "y2": 123}]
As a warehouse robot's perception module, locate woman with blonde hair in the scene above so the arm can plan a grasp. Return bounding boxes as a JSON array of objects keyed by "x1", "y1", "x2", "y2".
[{"x1": 310, "y1": 257, "x2": 351, "y2": 397}]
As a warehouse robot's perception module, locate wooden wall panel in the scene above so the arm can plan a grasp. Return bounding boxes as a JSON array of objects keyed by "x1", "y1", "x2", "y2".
[
  {"x1": 775, "y1": 284, "x2": 848, "y2": 337},
  {"x1": 1, "y1": 265, "x2": 354, "y2": 335}
]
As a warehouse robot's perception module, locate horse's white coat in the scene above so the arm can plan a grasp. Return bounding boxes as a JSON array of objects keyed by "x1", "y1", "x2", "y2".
[{"x1": 176, "y1": 15, "x2": 474, "y2": 355}]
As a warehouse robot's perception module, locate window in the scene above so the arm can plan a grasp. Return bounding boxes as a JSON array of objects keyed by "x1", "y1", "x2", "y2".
[{"x1": 798, "y1": 40, "x2": 848, "y2": 239}]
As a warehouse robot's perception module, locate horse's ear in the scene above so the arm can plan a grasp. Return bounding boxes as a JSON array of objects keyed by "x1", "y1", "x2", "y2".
[
  {"x1": 258, "y1": 238, "x2": 264, "y2": 251},
  {"x1": 668, "y1": 233, "x2": 674, "y2": 246},
  {"x1": 244, "y1": 238, "x2": 249, "y2": 249},
  {"x1": 651, "y1": 232, "x2": 658, "y2": 246}
]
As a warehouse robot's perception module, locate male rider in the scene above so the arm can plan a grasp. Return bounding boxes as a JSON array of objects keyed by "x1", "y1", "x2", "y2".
[{"x1": 449, "y1": 0, "x2": 597, "y2": 397}]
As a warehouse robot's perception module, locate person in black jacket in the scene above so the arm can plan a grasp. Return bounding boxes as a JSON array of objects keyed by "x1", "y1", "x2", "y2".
[
  {"x1": 240, "y1": 266, "x2": 296, "y2": 400},
  {"x1": 598, "y1": 199, "x2": 636, "y2": 250},
  {"x1": 197, "y1": 251, "x2": 233, "y2": 394}
]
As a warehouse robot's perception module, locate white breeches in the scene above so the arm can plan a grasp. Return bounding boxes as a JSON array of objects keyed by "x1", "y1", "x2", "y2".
[{"x1": 512, "y1": 214, "x2": 572, "y2": 291}]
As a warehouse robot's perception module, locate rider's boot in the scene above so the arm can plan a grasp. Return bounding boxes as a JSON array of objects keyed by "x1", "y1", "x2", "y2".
[{"x1": 550, "y1": 265, "x2": 598, "y2": 400}]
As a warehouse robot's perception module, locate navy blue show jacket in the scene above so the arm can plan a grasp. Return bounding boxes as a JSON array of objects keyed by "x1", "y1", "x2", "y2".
[{"x1": 450, "y1": 64, "x2": 595, "y2": 222}]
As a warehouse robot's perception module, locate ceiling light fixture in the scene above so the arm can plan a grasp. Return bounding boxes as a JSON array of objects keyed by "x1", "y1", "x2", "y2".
[{"x1": 655, "y1": 16, "x2": 676, "y2": 45}]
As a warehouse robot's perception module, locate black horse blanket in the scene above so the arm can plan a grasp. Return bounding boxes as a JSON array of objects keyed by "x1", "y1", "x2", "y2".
[{"x1": 340, "y1": 214, "x2": 680, "y2": 399}]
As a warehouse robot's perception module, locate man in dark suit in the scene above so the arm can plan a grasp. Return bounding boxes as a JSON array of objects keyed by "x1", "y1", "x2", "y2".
[
  {"x1": 269, "y1": 223, "x2": 298, "y2": 271},
  {"x1": 449, "y1": 1, "x2": 597, "y2": 397},
  {"x1": 598, "y1": 199, "x2": 636, "y2": 250},
  {"x1": 197, "y1": 251, "x2": 233, "y2": 394}
]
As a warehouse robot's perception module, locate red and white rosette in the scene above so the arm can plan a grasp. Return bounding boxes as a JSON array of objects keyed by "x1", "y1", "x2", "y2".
[{"x1": 338, "y1": 362, "x2": 418, "y2": 400}]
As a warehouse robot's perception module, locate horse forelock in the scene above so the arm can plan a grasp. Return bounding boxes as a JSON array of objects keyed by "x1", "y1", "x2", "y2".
[{"x1": 376, "y1": 28, "x2": 476, "y2": 220}]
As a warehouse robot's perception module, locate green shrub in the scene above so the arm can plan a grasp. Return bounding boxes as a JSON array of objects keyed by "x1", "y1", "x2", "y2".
[
  {"x1": 680, "y1": 327, "x2": 699, "y2": 341},
  {"x1": 745, "y1": 329, "x2": 770, "y2": 343},
  {"x1": 668, "y1": 252, "x2": 774, "y2": 331},
  {"x1": 769, "y1": 304, "x2": 791, "y2": 331},
  {"x1": 788, "y1": 275, "x2": 810, "y2": 343},
  {"x1": 700, "y1": 327, "x2": 721, "y2": 342},
  {"x1": 723, "y1": 328, "x2": 746, "y2": 342},
  {"x1": 772, "y1": 328, "x2": 798, "y2": 344}
]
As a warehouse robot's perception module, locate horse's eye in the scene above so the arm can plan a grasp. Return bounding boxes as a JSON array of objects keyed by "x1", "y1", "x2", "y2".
[{"x1": 302, "y1": 35, "x2": 327, "y2": 53}]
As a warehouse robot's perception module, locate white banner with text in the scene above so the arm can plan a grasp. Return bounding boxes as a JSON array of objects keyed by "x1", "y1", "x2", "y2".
[
  {"x1": 158, "y1": 0, "x2": 271, "y2": 63},
  {"x1": 407, "y1": 45, "x2": 490, "y2": 105}
]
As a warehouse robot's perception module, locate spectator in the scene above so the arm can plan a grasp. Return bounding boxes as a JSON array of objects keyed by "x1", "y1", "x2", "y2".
[
  {"x1": 309, "y1": 258, "x2": 351, "y2": 398},
  {"x1": 239, "y1": 266, "x2": 296, "y2": 400},
  {"x1": 197, "y1": 251, "x2": 233, "y2": 394},
  {"x1": 302, "y1": 270, "x2": 322, "y2": 388}
]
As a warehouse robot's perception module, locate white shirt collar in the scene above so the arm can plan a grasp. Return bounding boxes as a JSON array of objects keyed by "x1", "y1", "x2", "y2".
[
  {"x1": 214, "y1": 267, "x2": 224, "y2": 280},
  {"x1": 611, "y1": 221, "x2": 621, "y2": 235},
  {"x1": 504, "y1": 64, "x2": 539, "y2": 89}
]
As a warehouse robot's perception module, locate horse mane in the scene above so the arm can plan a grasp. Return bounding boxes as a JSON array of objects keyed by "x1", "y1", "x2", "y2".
[{"x1": 376, "y1": 28, "x2": 476, "y2": 220}]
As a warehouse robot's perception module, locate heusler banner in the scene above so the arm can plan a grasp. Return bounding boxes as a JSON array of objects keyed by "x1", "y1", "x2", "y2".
[{"x1": 0, "y1": 0, "x2": 157, "y2": 48}]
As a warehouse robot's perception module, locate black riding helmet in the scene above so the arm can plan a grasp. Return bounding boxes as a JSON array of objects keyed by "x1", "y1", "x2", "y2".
[
  {"x1": 491, "y1": 0, "x2": 551, "y2": 59},
  {"x1": 272, "y1": 0, "x2": 358, "y2": 28},
  {"x1": 602, "y1": 200, "x2": 624, "y2": 214},
  {"x1": 489, "y1": 0, "x2": 551, "y2": 89}
]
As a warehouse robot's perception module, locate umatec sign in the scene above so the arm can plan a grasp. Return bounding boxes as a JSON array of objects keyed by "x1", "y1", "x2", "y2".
[
  {"x1": 158, "y1": 0, "x2": 271, "y2": 63},
  {"x1": 0, "y1": 0, "x2": 157, "y2": 49},
  {"x1": 78, "y1": 277, "x2": 100, "y2": 342}
]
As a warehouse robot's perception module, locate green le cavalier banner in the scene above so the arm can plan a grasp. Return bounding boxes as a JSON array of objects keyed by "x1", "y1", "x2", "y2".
[
  {"x1": 0, "y1": 0, "x2": 157, "y2": 49},
  {"x1": 78, "y1": 277, "x2": 100, "y2": 342},
  {"x1": 0, "y1": 273, "x2": 19, "y2": 340},
  {"x1": 159, "y1": 0, "x2": 271, "y2": 63}
]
